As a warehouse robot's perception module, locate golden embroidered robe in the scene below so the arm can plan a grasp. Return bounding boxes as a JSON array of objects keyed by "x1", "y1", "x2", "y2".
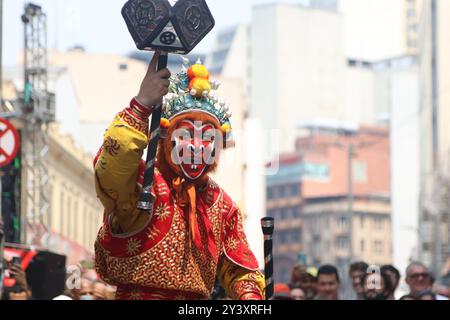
[{"x1": 93, "y1": 99, "x2": 265, "y2": 300}]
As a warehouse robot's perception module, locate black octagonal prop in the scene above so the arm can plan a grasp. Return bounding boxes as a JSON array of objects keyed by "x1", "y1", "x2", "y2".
[
  {"x1": 122, "y1": 0, "x2": 215, "y2": 54},
  {"x1": 171, "y1": 0, "x2": 215, "y2": 53},
  {"x1": 122, "y1": 0, "x2": 172, "y2": 51}
]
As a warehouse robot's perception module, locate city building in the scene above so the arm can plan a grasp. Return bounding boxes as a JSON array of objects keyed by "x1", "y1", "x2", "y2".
[
  {"x1": 404, "y1": 0, "x2": 424, "y2": 55},
  {"x1": 266, "y1": 123, "x2": 392, "y2": 294},
  {"x1": 1, "y1": 81, "x2": 102, "y2": 265},
  {"x1": 418, "y1": 0, "x2": 450, "y2": 279},
  {"x1": 250, "y1": 4, "x2": 347, "y2": 154},
  {"x1": 46, "y1": 124, "x2": 103, "y2": 265},
  {"x1": 206, "y1": 3, "x2": 419, "y2": 276}
]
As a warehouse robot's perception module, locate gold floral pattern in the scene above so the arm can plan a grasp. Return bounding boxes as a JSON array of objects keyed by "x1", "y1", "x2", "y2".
[
  {"x1": 104, "y1": 137, "x2": 120, "y2": 156},
  {"x1": 96, "y1": 201, "x2": 225, "y2": 298},
  {"x1": 225, "y1": 237, "x2": 239, "y2": 251},
  {"x1": 128, "y1": 288, "x2": 143, "y2": 300},
  {"x1": 231, "y1": 281, "x2": 263, "y2": 300},
  {"x1": 95, "y1": 169, "x2": 261, "y2": 300},
  {"x1": 154, "y1": 203, "x2": 171, "y2": 221},
  {"x1": 126, "y1": 238, "x2": 142, "y2": 256}
]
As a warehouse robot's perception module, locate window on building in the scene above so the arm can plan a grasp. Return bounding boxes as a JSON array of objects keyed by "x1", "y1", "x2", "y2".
[
  {"x1": 353, "y1": 161, "x2": 368, "y2": 183},
  {"x1": 280, "y1": 208, "x2": 286, "y2": 220},
  {"x1": 74, "y1": 200, "x2": 79, "y2": 243},
  {"x1": 291, "y1": 184, "x2": 299, "y2": 197},
  {"x1": 408, "y1": 39, "x2": 417, "y2": 48},
  {"x1": 336, "y1": 236, "x2": 349, "y2": 250},
  {"x1": 291, "y1": 230, "x2": 301, "y2": 242},
  {"x1": 84, "y1": 205, "x2": 88, "y2": 248},
  {"x1": 279, "y1": 231, "x2": 287, "y2": 244},
  {"x1": 360, "y1": 216, "x2": 365, "y2": 228},
  {"x1": 67, "y1": 196, "x2": 73, "y2": 240},
  {"x1": 325, "y1": 240, "x2": 330, "y2": 252},
  {"x1": 272, "y1": 187, "x2": 279, "y2": 199},
  {"x1": 407, "y1": 8, "x2": 416, "y2": 17},
  {"x1": 360, "y1": 239, "x2": 365, "y2": 253},
  {"x1": 294, "y1": 207, "x2": 301, "y2": 218},
  {"x1": 374, "y1": 217, "x2": 383, "y2": 230},
  {"x1": 279, "y1": 186, "x2": 287, "y2": 198},
  {"x1": 338, "y1": 216, "x2": 349, "y2": 230},
  {"x1": 60, "y1": 191, "x2": 65, "y2": 234},
  {"x1": 374, "y1": 240, "x2": 383, "y2": 254},
  {"x1": 267, "y1": 188, "x2": 274, "y2": 200}
]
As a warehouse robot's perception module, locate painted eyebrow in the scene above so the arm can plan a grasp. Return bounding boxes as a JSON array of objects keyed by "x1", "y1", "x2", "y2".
[{"x1": 180, "y1": 120, "x2": 215, "y2": 130}]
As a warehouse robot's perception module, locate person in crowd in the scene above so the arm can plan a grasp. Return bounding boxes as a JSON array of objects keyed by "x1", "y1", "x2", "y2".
[
  {"x1": 78, "y1": 278, "x2": 95, "y2": 301},
  {"x1": 93, "y1": 280, "x2": 107, "y2": 300},
  {"x1": 290, "y1": 264, "x2": 306, "y2": 289},
  {"x1": 105, "y1": 285, "x2": 117, "y2": 300},
  {"x1": 361, "y1": 271, "x2": 392, "y2": 300},
  {"x1": 315, "y1": 265, "x2": 340, "y2": 300},
  {"x1": 405, "y1": 262, "x2": 449, "y2": 300},
  {"x1": 435, "y1": 285, "x2": 450, "y2": 299},
  {"x1": 348, "y1": 261, "x2": 369, "y2": 300},
  {"x1": 302, "y1": 268, "x2": 318, "y2": 300},
  {"x1": 290, "y1": 265, "x2": 317, "y2": 300},
  {"x1": 290, "y1": 287, "x2": 306, "y2": 300},
  {"x1": 1, "y1": 259, "x2": 32, "y2": 300},
  {"x1": 271, "y1": 283, "x2": 294, "y2": 300},
  {"x1": 399, "y1": 294, "x2": 416, "y2": 300},
  {"x1": 381, "y1": 264, "x2": 401, "y2": 300},
  {"x1": 417, "y1": 290, "x2": 436, "y2": 300}
]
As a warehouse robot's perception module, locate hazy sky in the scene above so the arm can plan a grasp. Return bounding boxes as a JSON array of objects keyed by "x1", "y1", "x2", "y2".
[{"x1": 2, "y1": 0, "x2": 306, "y2": 66}]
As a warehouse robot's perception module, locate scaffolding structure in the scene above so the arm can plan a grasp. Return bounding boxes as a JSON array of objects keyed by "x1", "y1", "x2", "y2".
[{"x1": 20, "y1": 3, "x2": 55, "y2": 247}]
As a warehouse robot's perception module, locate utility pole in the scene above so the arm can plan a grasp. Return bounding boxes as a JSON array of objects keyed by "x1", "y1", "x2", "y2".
[
  {"x1": 347, "y1": 144, "x2": 354, "y2": 265},
  {"x1": 431, "y1": 0, "x2": 439, "y2": 168},
  {"x1": 431, "y1": 0, "x2": 442, "y2": 282}
]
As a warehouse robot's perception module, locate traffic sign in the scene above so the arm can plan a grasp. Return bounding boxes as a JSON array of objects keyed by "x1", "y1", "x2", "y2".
[{"x1": 0, "y1": 118, "x2": 20, "y2": 168}]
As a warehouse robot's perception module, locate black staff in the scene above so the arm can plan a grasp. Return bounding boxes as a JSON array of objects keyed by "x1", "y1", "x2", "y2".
[
  {"x1": 261, "y1": 217, "x2": 275, "y2": 300},
  {"x1": 137, "y1": 52, "x2": 168, "y2": 211},
  {"x1": 122, "y1": 0, "x2": 215, "y2": 211}
]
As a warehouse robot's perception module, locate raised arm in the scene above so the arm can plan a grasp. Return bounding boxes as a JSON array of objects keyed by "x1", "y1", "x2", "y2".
[{"x1": 93, "y1": 52, "x2": 171, "y2": 234}]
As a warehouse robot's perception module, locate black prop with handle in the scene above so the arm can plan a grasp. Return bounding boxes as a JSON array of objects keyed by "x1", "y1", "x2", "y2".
[
  {"x1": 261, "y1": 217, "x2": 275, "y2": 300},
  {"x1": 122, "y1": 0, "x2": 215, "y2": 211}
]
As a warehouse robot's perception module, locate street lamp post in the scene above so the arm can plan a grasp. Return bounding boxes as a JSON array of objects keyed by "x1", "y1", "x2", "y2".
[{"x1": 347, "y1": 144, "x2": 354, "y2": 265}]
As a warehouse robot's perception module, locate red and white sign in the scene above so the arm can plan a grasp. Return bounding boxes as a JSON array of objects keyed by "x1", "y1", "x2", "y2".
[{"x1": 0, "y1": 118, "x2": 20, "y2": 168}]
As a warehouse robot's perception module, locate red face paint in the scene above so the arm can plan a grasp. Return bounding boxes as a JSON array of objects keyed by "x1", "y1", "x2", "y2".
[{"x1": 172, "y1": 120, "x2": 217, "y2": 180}]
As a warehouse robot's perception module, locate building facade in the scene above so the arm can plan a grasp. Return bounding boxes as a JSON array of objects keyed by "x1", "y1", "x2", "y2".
[
  {"x1": 266, "y1": 124, "x2": 392, "y2": 293},
  {"x1": 47, "y1": 124, "x2": 103, "y2": 265},
  {"x1": 418, "y1": 0, "x2": 450, "y2": 279}
]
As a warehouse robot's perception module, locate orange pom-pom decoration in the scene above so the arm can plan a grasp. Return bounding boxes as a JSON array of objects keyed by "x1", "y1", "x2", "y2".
[
  {"x1": 160, "y1": 118, "x2": 171, "y2": 129},
  {"x1": 221, "y1": 123, "x2": 232, "y2": 133},
  {"x1": 189, "y1": 78, "x2": 211, "y2": 98},
  {"x1": 187, "y1": 64, "x2": 209, "y2": 80}
]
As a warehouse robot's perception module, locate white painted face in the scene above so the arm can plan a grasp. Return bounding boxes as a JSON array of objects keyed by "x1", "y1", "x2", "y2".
[{"x1": 171, "y1": 119, "x2": 219, "y2": 180}]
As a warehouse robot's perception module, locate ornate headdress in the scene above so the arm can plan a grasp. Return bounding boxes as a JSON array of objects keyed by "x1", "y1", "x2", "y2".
[{"x1": 161, "y1": 58, "x2": 233, "y2": 134}]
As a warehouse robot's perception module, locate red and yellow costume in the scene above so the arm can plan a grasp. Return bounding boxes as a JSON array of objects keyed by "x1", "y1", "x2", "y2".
[{"x1": 93, "y1": 62, "x2": 265, "y2": 300}]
